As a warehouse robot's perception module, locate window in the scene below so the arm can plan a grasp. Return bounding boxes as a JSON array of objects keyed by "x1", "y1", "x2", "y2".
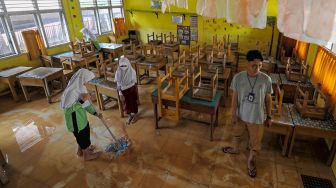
[
  {"x1": 0, "y1": 0, "x2": 69, "y2": 57},
  {"x1": 82, "y1": 10, "x2": 99, "y2": 34},
  {"x1": 80, "y1": 0, "x2": 124, "y2": 35},
  {"x1": 10, "y1": 14, "x2": 38, "y2": 52},
  {"x1": 324, "y1": 42, "x2": 336, "y2": 55}
]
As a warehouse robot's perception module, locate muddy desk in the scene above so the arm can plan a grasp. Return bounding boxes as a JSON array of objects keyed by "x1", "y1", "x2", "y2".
[
  {"x1": 136, "y1": 57, "x2": 167, "y2": 84},
  {"x1": 0, "y1": 66, "x2": 32, "y2": 101},
  {"x1": 288, "y1": 104, "x2": 336, "y2": 165},
  {"x1": 265, "y1": 103, "x2": 295, "y2": 156},
  {"x1": 87, "y1": 78, "x2": 124, "y2": 117},
  {"x1": 152, "y1": 89, "x2": 221, "y2": 141},
  {"x1": 99, "y1": 43, "x2": 123, "y2": 58},
  {"x1": 279, "y1": 73, "x2": 314, "y2": 103},
  {"x1": 16, "y1": 67, "x2": 65, "y2": 103}
]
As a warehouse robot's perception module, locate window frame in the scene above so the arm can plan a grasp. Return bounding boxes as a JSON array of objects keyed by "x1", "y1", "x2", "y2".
[
  {"x1": 0, "y1": 0, "x2": 70, "y2": 58},
  {"x1": 80, "y1": 0, "x2": 124, "y2": 35}
]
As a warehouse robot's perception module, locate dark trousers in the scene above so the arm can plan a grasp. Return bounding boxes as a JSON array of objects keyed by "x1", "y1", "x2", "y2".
[
  {"x1": 121, "y1": 85, "x2": 138, "y2": 114},
  {"x1": 72, "y1": 112, "x2": 91, "y2": 150}
]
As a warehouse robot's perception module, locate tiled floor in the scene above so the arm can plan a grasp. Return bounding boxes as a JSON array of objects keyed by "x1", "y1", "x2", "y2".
[{"x1": 0, "y1": 83, "x2": 335, "y2": 188}]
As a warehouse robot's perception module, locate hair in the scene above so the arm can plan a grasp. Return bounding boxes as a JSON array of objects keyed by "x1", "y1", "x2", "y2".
[{"x1": 246, "y1": 50, "x2": 263, "y2": 62}]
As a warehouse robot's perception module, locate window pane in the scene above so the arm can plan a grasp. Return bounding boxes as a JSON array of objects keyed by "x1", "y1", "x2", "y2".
[
  {"x1": 4, "y1": 0, "x2": 35, "y2": 12},
  {"x1": 97, "y1": 0, "x2": 110, "y2": 7},
  {"x1": 79, "y1": 0, "x2": 95, "y2": 8},
  {"x1": 37, "y1": 0, "x2": 62, "y2": 10},
  {"x1": 112, "y1": 8, "x2": 123, "y2": 18},
  {"x1": 0, "y1": 19, "x2": 15, "y2": 57},
  {"x1": 111, "y1": 0, "x2": 122, "y2": 6},
  {"x1": 82, "y1": 10, "x2": 98, "y2": 34},
  {"x1": 98, "y1": 9, "x2": 112, "y2": 33},
  {"x1": 41, "y1": 13, "x2": 68, "y2": 46},
  {"x1": 332, "y1": 44, "x2": 336, "y2": 54},
  {"x1": 10, "y1": 14, "x2": 37, "y2": 52},
  {"x1": 325, "y1": 42, "x2": 333, "y2": 50}
]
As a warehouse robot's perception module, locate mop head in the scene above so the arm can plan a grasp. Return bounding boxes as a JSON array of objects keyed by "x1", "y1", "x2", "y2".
[{"x1": 105, "y1": 136, "x2": 131, "y2": 154}]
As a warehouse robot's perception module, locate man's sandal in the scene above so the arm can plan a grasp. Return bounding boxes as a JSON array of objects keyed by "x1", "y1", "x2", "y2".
[
  {"x1": 248, "y1": 160, "x2": 257, "y2": 178},
  {"x1": 222, "y1": 147, "x2": 240, "y2": 154}
]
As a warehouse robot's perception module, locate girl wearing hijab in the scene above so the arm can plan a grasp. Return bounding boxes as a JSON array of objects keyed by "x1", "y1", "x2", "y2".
[
  {"x1": 61, "y1": 68, "x2": 101, "y2": 161},
  {"x1": 115, "y1": 57, "x2": 138, "y2": 125}
]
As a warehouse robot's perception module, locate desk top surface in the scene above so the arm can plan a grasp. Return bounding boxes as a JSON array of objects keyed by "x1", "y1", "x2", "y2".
[
  {"x1": 89, "y1": 78, "x2": 117, "y2": 89},
  {"x1": 0, "y1": 66, "x2": 32, "y2": 78},
  {"x1": 17, "y1": 67, "x2": 63, "y2": 79},
  {"x1": 152, "y1": 88, "x2": 221, "y2": 108},
  {"x1": 270, "y1": 73, "x2": 280, "y2": 84},
  {"x1": 279, "y1": 73, "x2": 312, "y2": 87},
  {"x1": 289, "y1": 104, "x2": 336, "y2": 131},
  {"x1": 99, "y1": 43, "x2": 123, "y2": 50},
  {"x1": 272, "y1": 103, "x2": 294, "y2": 127}
]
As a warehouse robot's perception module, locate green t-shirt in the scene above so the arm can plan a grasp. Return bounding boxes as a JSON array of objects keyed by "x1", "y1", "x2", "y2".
[
  {"x1": 63, "y1": 102, "x2": 97, "y2": 132},
  {"x1": 230, "y1": 71, "x2": 273, "y2": 124}
]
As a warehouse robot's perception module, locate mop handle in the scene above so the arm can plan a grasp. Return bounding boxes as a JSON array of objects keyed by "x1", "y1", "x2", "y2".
[{"x1": 99, "y1": 117, "x2": 119, "y2": 143}]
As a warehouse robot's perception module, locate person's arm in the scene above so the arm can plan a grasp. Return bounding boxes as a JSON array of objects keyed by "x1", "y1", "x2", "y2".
[
  {"x1": 231, "y1": 90, "x2": 238, "y2": 124},
  {"x1": 265, "y1": 77, "x2": 273, "y2": 127}
]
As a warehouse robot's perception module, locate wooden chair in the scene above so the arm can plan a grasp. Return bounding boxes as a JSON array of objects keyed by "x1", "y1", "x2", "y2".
[
  {"x1": 157, "y1": 66, "x2": 189, "y2": 121},
  {"x1": 40, "y1": 55, "x2": 75, "y2": 82},
  {"x1": 294, "y1": 84, "x2": 331, "y2": 120},
  {"x1": 156, "y1": 33, "x2": 163, "y2": 43},
  {"x1": 272, "y1": 80, "x2": 284, "y2": 114},
  {"x1": 192, "y1": 66, "x2": 218, "y2": 101},
  {"x1": 70, "y1": 39, "x2": 96, "y2": 58},
  {"x1": 164, "y1": 32, "x2": 177, "y2": 44},
  {"x1": 285, "y1": 60, "x2": 308, "y2": 82}
]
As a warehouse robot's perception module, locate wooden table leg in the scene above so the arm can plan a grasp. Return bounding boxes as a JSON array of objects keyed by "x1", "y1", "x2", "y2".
[
  {"x1": 43, "y1": 79, "x2": 52, "y2": 103},
  {"x1": 8, "y1": 78, "x2": 19, "y2": 102},
  {"x1": 288, "y1": 128, "x2": 296, "y2": 157},
  {"x1": 97, "y1": 93, "x2": 104, "y2": 111},
  {"x1": 215, "y1": 107, "x2": 219, "y2": 127},
  {"x1": 20, "y1": 84, "x2": 30, "y2": 102},
  {"x1": 282, "y1": 128, "x2": 291, "y2": 156},
  {"x1": 154, "y1": 103, "x2": 159, "y2": 129},
  {"x1": 210, "y1": 114, "x2": 214, "y2": 141},
  {"x1": 61, "y1": 74, "x2": 66, "y2": 89},
  {"x1": 327, "y1": 140, "x2": 336, "y2": 166}
]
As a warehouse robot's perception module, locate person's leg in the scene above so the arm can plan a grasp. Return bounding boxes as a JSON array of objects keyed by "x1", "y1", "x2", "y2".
[
  {"x1": 223, "y1": 119, "x2": 246, "y2": 154},
  {"x1": 77, "y1": 123, "x2": 101, "y2": 161},
  {"x1": 121, "y1": 88, "x2": 133, "y2": 124},
  {"x1": 0, "y1": 149, "x2": 6, "y2": 166},
  {"x1": 246, "y1": 124, "x2": 264, "y2": 177},
  {"x1": 130, "y1": 86, "x2": 139, "y2": 124}
]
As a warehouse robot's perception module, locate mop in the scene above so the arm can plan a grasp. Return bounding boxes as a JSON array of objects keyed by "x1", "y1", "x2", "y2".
[{"x1": 98, "y1": 116, "x2": 131, "y2": 154}]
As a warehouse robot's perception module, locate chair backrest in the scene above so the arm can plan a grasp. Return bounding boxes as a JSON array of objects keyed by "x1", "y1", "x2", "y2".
[
  {"x1": 272, "y1": 80, "x2": 284, "y2": 113},
  {"x1": 147, "y1": 32, "x2": 155, "y2": 43}
]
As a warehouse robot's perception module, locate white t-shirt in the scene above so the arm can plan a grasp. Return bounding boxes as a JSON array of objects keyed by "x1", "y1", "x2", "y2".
[{"x1": 230, "y1": 71, "x2": 273, "y2": 124}]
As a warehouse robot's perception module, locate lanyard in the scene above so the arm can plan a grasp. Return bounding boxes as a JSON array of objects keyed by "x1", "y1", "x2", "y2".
[{"x1": 246, "y1": 72, "x2": 258, "y2": 93}]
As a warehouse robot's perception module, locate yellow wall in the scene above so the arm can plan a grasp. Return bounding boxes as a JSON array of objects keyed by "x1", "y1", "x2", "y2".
[
  {"x1": 124, "y1": 0, "x2": 279, "y2": 56},
  {"x1": 0, "y1": 0, "x2": 112, "y2": 92}
]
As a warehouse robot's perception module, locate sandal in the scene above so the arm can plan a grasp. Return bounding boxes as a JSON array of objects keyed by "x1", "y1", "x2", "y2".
[
  {"x1": 131, "y1": 114, "x2": 137, "y2": 124},
  {"x1": 248, "y1": 159, "x2": 257, "y2": 178},
  {"x1": 222, "y1": 147, "x2": 239, "y2": 154}
]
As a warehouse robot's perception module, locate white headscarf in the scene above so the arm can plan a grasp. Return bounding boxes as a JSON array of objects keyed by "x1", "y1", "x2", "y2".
[
  {"x1": 60, "y1": 69, "x2": 95, "y2": 109},
  {"x1": 114, "y1": 57, "x2": 137, "y2": 91}
]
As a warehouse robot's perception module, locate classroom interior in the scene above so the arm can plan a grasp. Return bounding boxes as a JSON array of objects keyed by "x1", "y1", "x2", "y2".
[{"x1": 1, "y1": 0, "x2": 336, "y2": 187}]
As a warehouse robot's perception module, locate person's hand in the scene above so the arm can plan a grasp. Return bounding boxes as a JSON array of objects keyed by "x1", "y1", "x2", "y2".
[
  {"x1": 264, "y1": 118, "x2": 272, "y2": 127},
  {"x1": 81, "y1": 93, "x2": 91, "y2": 101},
  {"x1": 231, "y1": 115, "x2": 238, "y2": 125}
]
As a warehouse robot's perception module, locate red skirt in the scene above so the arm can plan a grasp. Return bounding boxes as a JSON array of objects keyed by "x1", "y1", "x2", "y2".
[{"x1": 121, "y1": 85, "x2": 138, "y2": 114}]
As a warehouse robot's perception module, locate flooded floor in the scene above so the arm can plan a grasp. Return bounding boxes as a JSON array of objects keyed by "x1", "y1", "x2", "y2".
[{"x1": 0, "y1": 83, "x2": 335, "y2": 188}]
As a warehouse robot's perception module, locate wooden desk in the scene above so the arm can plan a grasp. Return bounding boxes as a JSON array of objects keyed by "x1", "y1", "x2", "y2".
[
  {"x1": 276, "y1": 60, "x2": 301, "y2": 74},
  {"x1": 288, "y1": 104, "x2": 336, "y2": 165},
  {"x1": 99, "y1": 43, "x2": 123, "y2": 58},
  {"x1": 279, "y1": 73, "x2": 314, "y2": 103},
  {"x1": 266, "y1": 103, "x2": 295, "y2": 156},
  {"x1": 162, "y1": 43, "x2": 179, "y2": 64},
  {"x1": 87, "y1": 78, "x2": 124, "y2": 117},
  {"x1": 201, "y1": 68, "x2": 231, "y2": 98},
  {"x1": 0, "y1": 66, "x2": 32, "y2": 101},
  {"x1": 17, "y1": 67, "x2": 65, "y2": 103},
  {"x1": 136, "y1": 57, "x2": 167, "y2": 84},
  {"x1": 152, "y1": 89, "x2": 221, "y2": 141}
]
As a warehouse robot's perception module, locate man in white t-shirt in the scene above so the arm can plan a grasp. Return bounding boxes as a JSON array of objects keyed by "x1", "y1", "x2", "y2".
[{"x1": 222, "y1": 50, "x2": 273, "y2": 178}]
